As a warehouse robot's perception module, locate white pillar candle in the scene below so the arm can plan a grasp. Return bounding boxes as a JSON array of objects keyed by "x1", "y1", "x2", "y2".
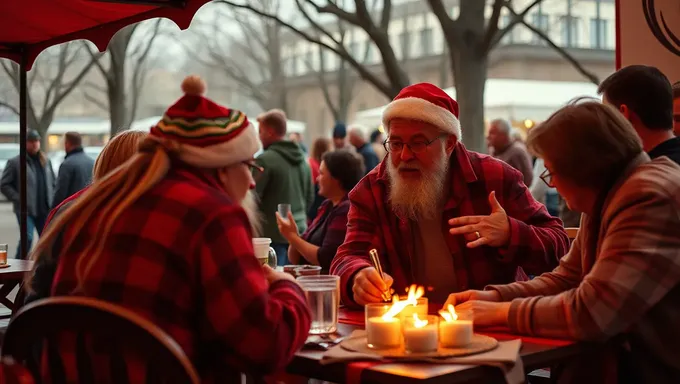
[
  {"x1": 403, "y1": 323, "x2": 439, "y2": 353},
  {"x1": 366, "y1": 317, "x2": 401, "y2": 348},
  {"x1": 439, "y1": 319, "x2": 473, "y2": 348}
]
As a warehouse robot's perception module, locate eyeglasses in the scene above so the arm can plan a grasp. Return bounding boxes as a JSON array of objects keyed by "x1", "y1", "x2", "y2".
[
  {"x1": 540, "y1": 168, "x2": 555, "y2": 188},
  {"x1": 243, "y1": 159, "x2": 264, "y2": 177},
  {"x1": 383, "y1": 134, "x2": 447, "y2": 154}
]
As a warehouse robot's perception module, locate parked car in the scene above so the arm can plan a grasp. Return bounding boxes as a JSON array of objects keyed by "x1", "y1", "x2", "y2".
[
  {"x1": 50, "y1": 146, "x2": 103, "y2": 175},
  {"x1": 0, "y1": 143, "x2": 20, "y2": 201}
]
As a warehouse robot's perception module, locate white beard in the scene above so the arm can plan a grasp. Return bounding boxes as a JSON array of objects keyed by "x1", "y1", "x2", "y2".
[
  {"x1": 241, "y1": 190, "x2": 263, "y2": 236},
  {"x1": 387, "y1": 155, "x2": 449, "y2": 221}
]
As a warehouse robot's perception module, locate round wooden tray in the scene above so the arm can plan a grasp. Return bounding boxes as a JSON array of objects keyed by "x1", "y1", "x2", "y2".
[{"x1": 341, "y1": 334, "x2": 498, "y2": 358}]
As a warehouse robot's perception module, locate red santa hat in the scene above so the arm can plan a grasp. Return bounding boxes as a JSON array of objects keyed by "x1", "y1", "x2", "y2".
[
  {"x1": 382, "y1": 83, "x2": 461, "y2": 141},
  {"x1": 151, "y1": 75, "x2": 260, "y2": 168}
]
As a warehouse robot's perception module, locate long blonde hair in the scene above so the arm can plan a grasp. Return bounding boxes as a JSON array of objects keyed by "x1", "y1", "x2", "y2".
[
  {"x1": 93, "y1": 131, "x2": 147, "y2": 180},
  {"x1": 31, "y1": 136, "x2": 179, "y2": 290}
]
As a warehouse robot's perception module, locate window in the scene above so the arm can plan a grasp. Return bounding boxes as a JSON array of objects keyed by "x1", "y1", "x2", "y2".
[
  {"x1": 348, "y1": 42, "x2": 359, "y2": 58},
  {"x1": 319, "y1": 49, "x2": 327, "y2": 69},
  {"x1": 305, "y1": 49, "x2": 314, "y2": 70},
  {"x1": 531, "y1": 13, "x2": 549, "y2": 45},
  {"x1": 420, "y1": 28, "x2": 433, "y2": 56},
  {"x1": 400, "y1": 30, "x2": 410, "y2": 59},
  {"x1": 500, "y1": 15, "x2": 515, "y2": 44},
  {"x1": 589, "y1": 18, "x2": 609, "y2": 49},
  {"x1": 560, "y1": 15, "x2": 580, "y2": 47},
  {"x1": 364, "y1": 42, "x2": 374, "y2": 63}
]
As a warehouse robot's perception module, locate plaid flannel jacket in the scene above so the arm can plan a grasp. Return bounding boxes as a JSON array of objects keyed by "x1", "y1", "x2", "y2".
[
  {"x1": 330, "y1": 143, "x2": 569, "y2": 307},
  {"x1": 45, "y1": 168, "x2": 311, "y2": 383},
  {"x1": 489, "y1": 155, "x2": 680, "y2": 382}
]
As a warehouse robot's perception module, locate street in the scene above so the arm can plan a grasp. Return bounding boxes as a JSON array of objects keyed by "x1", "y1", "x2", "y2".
[{"x1": 0, "y1": 201, "x2": 35, "y2": 258}]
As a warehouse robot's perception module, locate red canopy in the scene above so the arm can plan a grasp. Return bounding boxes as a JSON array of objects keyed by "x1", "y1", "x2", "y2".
[{"x1": 0, "y1": 0, "x2": 211, "y2": 69}]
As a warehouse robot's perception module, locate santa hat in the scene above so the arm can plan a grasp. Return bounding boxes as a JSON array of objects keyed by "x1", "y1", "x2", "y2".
[
  {"x1": 382, "y1": 83, "x2": 461, "y2": 141},
  {"x1": 151, "y1": 75, "x2": 260, "y2": 168}
]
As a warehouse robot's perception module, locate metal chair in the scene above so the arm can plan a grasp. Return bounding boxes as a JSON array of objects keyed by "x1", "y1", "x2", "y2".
[{"x1": 1, "y1": 296, "x2": 200, "y2": 384}]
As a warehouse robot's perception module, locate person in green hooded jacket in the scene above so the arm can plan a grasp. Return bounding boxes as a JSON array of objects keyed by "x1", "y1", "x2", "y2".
[{"x1": 255, "y1": 109, "x2": 314, "y2": 265}]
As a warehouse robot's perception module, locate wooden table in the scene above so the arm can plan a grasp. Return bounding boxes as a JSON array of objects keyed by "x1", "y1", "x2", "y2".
[
  {"x1": 287, "y1": 322, "x2": 590, "y2": 383},
  {"x1": 0, "y1": 259, "x2": 33, "y2": 318}
]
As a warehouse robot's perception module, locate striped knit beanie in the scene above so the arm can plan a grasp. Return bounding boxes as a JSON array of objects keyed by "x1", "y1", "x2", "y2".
[{"x1": 150, "y1": 75, "x2": 260, "y2": 168}]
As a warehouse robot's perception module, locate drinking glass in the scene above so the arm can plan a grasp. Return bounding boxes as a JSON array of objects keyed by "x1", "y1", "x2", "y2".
[
  {"x1": 0, "y1": 244, "x2": 7, "y2": 265},
  {"x1": 297, "y1": 275, "x2": 340, "y2": 335},
  {"x1": 277, "y1": 204, "x2": 291, "y2": 220}
]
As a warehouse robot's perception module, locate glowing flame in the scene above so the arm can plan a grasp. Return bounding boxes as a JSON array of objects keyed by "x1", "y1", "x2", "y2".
[
  {"x1": 413, "y1": 313, "x2": 428, "y2": 328},
  {"x1": 439, "y1": 304, "x2": 458, "y2": 322},
  {"x1": 380, "y1": 284, "x2": 425, "y2": 321}
]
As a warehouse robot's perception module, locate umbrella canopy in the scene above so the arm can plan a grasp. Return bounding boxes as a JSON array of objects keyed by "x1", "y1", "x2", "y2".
[
  {"x1": 0, "y1": 0, "x2": 211, "y2": 69},
  {"x1": 0, "y1": 0, "x2": 211, "y2": 259}
]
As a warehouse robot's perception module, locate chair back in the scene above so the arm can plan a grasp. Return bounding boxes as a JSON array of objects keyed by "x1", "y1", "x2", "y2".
[
  {"x1": 0, "y1": 357, "x2": 34, "y2": 384},
  {"x1": 1, "y1": 296, "x2": 200, "y2": 384},
  {"x1": 565, "y1": 227, "x2": 579, "y2": 241}
]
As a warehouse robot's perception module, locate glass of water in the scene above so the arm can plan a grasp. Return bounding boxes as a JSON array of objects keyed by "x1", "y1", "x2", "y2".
[
  {"x1": 277, "y1": 204, "x2": 291, "y2": 220},
  {"x1": 297, "y1": 275, "x2": 340, "y2": 335}
]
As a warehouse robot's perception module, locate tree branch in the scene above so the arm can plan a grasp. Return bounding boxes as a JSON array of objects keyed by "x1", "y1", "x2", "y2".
[
  {"x1": 482, "y1": 0, "x2": 505, "y2": 52},
  {"x1": 0, "y1": 100, "x2": 19, "y2": 116},
  {"x1": 491, "y1": 0, "x2": 544, "y2": 50},
  {"x1": 217, "y1": 0, "x2": 399, "y2": 97},
  {"x1": 83, "y1": 92, "x2": 109, "y2": 112},
  {"x1": 507, "y1": 7, "x2": 600, "y2": 84}
]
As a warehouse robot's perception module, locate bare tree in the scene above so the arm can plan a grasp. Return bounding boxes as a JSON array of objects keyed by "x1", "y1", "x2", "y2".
[
  {"x1": 220, "y1": 0, "x2": 601, "y2": 151},
  {"x1": 182, "y1": 0, "x2": 288, "y2": 113},
  {"x1": 83, "y1": 19, "x2": 163, "y2": 136},
  {"x1": 0, "y1": 43, "x2": 99, "y2": 144}
]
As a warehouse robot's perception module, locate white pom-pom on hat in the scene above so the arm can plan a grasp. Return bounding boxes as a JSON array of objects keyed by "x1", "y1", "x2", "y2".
[{"x1": 181, "y1": 75, "x2": 206, "y2": 96}]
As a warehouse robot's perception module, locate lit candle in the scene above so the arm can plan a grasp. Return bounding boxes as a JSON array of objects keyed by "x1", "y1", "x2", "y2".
[
  {"x1": 403, "y1": 314, "x2": 439, "y2": 353},
  {"x1": 366, "y1": 316, "x2": 402, "y2": 348},
  {"x1": 438, "y1": 304, "x2": 473, "y2": 348}
]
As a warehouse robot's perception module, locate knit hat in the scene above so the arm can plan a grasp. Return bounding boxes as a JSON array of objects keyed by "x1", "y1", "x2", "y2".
[
  {"x1": 151, "y1": 75, "x2": 260, "y2": 168},
  {"x1": 27, "y1": 130, "x2": 40, "y2": 141},
  {"x1": 382, "y1": 83, "x2": 461, "y2": 141},
  {"x1": 332, "y1": 122, "x2": 347, "y2": 139}
]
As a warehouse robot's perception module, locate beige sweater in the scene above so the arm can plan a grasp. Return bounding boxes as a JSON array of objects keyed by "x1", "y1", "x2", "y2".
[{"x1": 488, "y1": 155, "x2": 680, "y2": 382}]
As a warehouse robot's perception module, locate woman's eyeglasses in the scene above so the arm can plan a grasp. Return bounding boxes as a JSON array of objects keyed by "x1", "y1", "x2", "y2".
[{"x1": 540, "y1": 168, "x2": 555, "y2": 188}]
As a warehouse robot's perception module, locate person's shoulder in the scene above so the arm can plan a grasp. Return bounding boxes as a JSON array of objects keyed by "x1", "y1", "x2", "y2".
[
  {"x1": 466, "y1": 149, "x2": 524, "y2": 184},
  {"x1": 620, "y1": 158, "x2": 680, "y2": 204}
]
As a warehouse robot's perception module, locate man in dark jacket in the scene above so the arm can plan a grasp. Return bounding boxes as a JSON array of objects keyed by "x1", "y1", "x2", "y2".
[
  {"x1": 0, "y1": 130, "x2": 56, "y2": 258},
  {"x1": 255, "y1": 109, "x2": 313, "y2": 265},
  {"x1": 52, "y1": 131, "x2": 94, "y2": 207},
  {"x1": 348, "y1": 125, "x2": 379, "y2": 174}
]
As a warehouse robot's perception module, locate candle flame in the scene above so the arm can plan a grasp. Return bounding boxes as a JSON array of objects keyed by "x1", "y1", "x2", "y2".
[
  {"x1": 380, "y1": 284, "x2": 425, "y2": 321},
  {"x1": 413, "y1": 313, "x2": 428, "y2": 328},
  {"x1": 439, "y1": 304, "x2": 458, "y2": 322}
]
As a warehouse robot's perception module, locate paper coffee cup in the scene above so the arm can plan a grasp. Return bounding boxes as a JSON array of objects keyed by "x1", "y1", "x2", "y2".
[{"x1": 252, "y1": 238, "x2": 272, "y2": 264}]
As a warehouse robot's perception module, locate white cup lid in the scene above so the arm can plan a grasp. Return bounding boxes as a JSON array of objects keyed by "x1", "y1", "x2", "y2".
[{"x1": 252, "y1": 238, "x2": 272, "y2": 245}]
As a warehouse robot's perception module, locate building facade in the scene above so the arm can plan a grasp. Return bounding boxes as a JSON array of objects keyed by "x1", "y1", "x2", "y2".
[{"x1": 278, "y1": 0, "x2": 616, "y2": 143}]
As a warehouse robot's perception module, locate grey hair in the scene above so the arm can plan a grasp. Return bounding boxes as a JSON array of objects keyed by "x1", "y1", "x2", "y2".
[
  {"x1": 348, "y1": 125, "x2": 367, "y2": 140},
  {"x1": 491, "y1": 119, "x2": 512, "y2": 135}
]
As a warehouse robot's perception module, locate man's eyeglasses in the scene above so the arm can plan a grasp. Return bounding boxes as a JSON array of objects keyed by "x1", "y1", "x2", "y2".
[
  {"x1": 540, "y1": 168, "x2": 555, "y2": 188},
  {"x1": 243, "y1": 159, "x2": 264, "y2": 177},
  {"x1": 383, "y1": 134, "x2": 447, "y2": 154}
]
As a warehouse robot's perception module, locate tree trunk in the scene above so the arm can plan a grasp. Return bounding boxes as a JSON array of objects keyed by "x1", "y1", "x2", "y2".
[{"x1": 451, "y1": 49, "x2": 488, "y2": 153}]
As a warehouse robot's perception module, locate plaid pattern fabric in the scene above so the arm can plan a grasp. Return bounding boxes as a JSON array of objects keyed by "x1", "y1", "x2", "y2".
[
  {"x1": 330, "y1": 143, "x2": 569, "y2": 307},
  {"x1": 44, "y1": 167, "x2": 311, "y2": 383},
  {"x1": 489, "y1": 156, "x2": 680, "y2": 382},
  {"x1": 301, "y1": 196, "x2": 350, "y2": 271}
]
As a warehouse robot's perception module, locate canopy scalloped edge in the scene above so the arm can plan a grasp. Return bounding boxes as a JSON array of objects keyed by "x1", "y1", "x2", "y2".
[{"x1": 0, "y1": 0, "x2": 211, "y2": 70}]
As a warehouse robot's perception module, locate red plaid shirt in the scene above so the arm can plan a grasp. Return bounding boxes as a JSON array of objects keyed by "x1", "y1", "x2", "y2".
[
  {"x1": 330, "y1": 143, "x2": 569, "y2": 307},
  {"x1": 44, "y1": 168, "x2": 311, "y2": 382}
]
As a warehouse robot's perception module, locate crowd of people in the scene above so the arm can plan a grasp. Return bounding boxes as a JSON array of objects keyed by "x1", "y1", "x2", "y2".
[{"x1": 3, "y1": 65, "x2": 680, "y2": 382}]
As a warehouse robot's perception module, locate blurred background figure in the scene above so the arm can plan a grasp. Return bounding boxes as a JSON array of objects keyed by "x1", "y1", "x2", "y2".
[
  {"x1": 370, "y1": 129, "x2": 387, "y2": 161},
  {"x1": 332, "y1": 122, "x2": 348, "y2": 149},
  {"x1": 348, "y1": 125, "x2": 379, "y2": 175},
  {"x1": 288, "y1": 132, "x2": 308, "y2": 154},
  {"x1": 487, "y1": 118, "x2": 534, "y2": 186},
  {"x1": 52, "y1": 131, "x2": 94, "y2": 208},
  {"x1": 307, "y1": 137, "x2": 332, "y2": 223}
]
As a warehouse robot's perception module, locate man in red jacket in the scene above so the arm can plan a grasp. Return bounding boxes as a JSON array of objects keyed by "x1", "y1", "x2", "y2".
[{"x1": 330, "y1": 83, "x2": 569, "y2": 306}]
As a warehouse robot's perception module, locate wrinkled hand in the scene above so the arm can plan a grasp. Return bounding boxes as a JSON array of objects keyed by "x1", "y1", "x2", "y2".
[
  {"x1": 352, "y1": 267, "x2": 394, "y2": 306},
  {"x1": 443, "y1": 289, "x2": 501, "y2": 308},
  {"x1": 454, "y1": 300, "x2": 511, "y2": 327},
  {"x1": 448, "y1": 191, "x2": 510, "y2": 248},
  {"x1": 262, "y1": 265, "x2": 296, "y2": 284},
  {"x1": 276, "y1": 211, "x2": 299, "y2": 241}
]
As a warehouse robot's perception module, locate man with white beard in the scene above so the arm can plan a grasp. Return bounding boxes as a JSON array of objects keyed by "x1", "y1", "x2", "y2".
[{"x1": 330, "y1": 83, "x2": 569, "y2": 306}]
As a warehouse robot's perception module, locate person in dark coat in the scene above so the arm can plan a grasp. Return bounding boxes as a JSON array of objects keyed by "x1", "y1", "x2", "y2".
[
  {"x1": 0, "y1": 129, "x2": 56, "y2": 258},
  {"x1": 349, "y1": 125, "x2": 380, "y2": 174},
  {"x1": 52, "y1": 131, "x2": 95, "y2": 207},
  {"x1": 332, "y1": 122, "x2": 349, "y2": 149}
]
